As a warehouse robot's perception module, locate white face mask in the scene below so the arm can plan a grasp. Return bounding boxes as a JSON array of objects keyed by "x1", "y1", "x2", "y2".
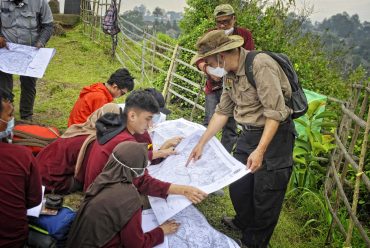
[
  {"x1": 0, "y1": 117, "x2": 14, "y2": 140},
  {"x1": 152, "y1": 113, "x2": 161, "y2": 125},
  {"x1": 112, "y1": 153, "x2": 146, "y2": 178},
  {"x1": 206, "y1": 57, "x2": 227, "y2": 78},
  {"x1": 224, "y1": 27, "x2": 234, "y2": 35}
]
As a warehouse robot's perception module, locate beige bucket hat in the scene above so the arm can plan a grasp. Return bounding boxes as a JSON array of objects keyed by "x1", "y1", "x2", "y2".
[
  {"x1": 190, "y1": 30, "x2": 244, "y2": 65},
  {"x1": 213, "y1": 4, "x2": 235, "y2": 17}
]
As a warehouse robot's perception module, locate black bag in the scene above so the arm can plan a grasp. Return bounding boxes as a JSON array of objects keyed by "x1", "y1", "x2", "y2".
[
  {"x1": 245, "y1": 51, "x2": 308, "y2": 119},
  {"x1": 102, "y1": 0, "x2": 120, "y2": 35}
]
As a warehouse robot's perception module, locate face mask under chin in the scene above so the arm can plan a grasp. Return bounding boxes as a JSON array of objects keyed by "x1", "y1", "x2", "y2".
[{"x1": 224, "y1": 27, "x2": 234, "y2": 35}]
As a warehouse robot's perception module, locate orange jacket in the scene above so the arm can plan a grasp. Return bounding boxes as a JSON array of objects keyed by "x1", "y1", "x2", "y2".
[{"x1": 68, "y1": 83, "x2": 113, "y2": 127}]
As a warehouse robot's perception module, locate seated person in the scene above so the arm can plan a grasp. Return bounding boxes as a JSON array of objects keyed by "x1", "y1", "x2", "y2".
[
  {"x1": 83, "y1": 90, "x2": 181, "y2": 191},
  {"x1": 67, "y1": 141, "x2": 207, "y2": 248},
  {"x1": 0, "y1": 90, "x2": 42, "y2": 247},
  {"x1": 36, "y1": 103, "x2": 120, "y2": 194},
  {"x1": 118, "y1": 87, "x2": 171, "y2": 126},
  {"x1": 68, "y1": 68, "x2": 134, "y2": 126}
]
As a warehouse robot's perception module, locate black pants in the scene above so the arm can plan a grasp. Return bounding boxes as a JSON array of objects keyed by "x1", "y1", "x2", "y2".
[
  {"x1": 0, "y1": 70, "x2": 36, "y2": 119},
  {"x1": 230, "y1": 121, "x2": 295, "y2": 248},
  {"x1": 204, "y1": 89, "x2": 238, "y2": 153}
]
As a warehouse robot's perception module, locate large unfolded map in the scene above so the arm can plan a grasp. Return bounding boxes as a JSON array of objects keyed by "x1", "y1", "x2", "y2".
[
  {"x1": 142, "y1": 205, "x2": 240, "y2": 248},
  {"x1": 0, "y1": 42, "x2": 55, "y2": 78},
  {"x1": 148, "y1": 119, "x2": 249, "y2": 224}
]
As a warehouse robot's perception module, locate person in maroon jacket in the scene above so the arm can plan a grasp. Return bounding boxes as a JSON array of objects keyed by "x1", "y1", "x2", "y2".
[
  {"x1": 36, "y1": 103, "x2": 120, "y2": 194},
  {"x1": 83, "y1": 90, "x2": 182, "y2": 191},
  {"x1": 67, "y1": 141, "x2": 207, "y2": 248},
  {"x1": 0, "y1": 90, "x2": 42, "y2": 248},
  {"x1": 196, "y1": 4, "x2": 255, "y2": 154}
]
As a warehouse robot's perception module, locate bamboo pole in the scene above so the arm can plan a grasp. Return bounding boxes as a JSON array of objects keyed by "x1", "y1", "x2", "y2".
[
  {"x1": 141, "y1": 30, "x2": 147, "y2": 83},
  {"x1": 162, "y1": 44, "x2": 179, "y2": 103},
  {"x1": 344, "y1": 104, "x2": 370, "y2": 247},
  {"x1": 190, "y1": 74, "x2": 205, "y2": 121}
]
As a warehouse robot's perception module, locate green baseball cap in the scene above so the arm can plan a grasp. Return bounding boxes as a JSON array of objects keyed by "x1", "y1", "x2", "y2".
[{"x1": 213, "y1": 4, "x2": 235, "y2": 18}]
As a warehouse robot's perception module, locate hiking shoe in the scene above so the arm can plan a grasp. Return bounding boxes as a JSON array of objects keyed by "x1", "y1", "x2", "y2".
[
  {"x1": 211, "y1": 189, "x2": 225, "y2": 196},
  {"x1": 222, "y1": 216, "x2": 241, "y2": 231}
]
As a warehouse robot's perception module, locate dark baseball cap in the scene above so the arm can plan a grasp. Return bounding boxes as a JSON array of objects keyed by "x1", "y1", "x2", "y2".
[{"x1": 144, "y1": 88, "x2": 171, "y2": 115}]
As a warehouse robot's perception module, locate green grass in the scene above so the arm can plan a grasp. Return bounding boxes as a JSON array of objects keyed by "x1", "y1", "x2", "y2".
[{"x1": 11, "y1": 26, "x2": 349, "y2": 247}]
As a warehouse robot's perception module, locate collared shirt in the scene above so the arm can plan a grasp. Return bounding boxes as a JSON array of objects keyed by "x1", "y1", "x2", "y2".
[
  {"x1": 0, "y1": 0, "x2": 53, "y2": 45},
  {"x1": 215, "y1": 48, "x2": 292, "y2": 126}
]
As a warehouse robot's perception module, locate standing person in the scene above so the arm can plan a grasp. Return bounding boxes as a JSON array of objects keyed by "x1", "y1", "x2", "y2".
[
  {"x1": 67, "y1": 141, "x2": 207, "y2": 248},
  {"x1": 195, "y1": 4, "x2": 255, "y2": 153},
  {"x1": 188, "y1": 30, "x2": 295, "y2": 248},
  {"x1": 0, "y1": 0, "x2": 53, "y2": 121},
  {"x1": 68, "y1": 68, "x2": 134, "y2": 126},
  {"x1": 0, "y1": 89, "x2": 42, "y2": 247}
]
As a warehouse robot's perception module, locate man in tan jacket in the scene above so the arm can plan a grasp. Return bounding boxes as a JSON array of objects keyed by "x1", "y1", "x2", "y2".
[{"x1": 188, "y1": 30, "x2": 296, "y2": 248}]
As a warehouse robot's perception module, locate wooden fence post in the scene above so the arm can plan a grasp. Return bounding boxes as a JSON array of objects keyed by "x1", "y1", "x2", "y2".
[
  {"x1": 151, "y1": 31, "x2": 157, "y2": 75},
  {"x1": 141, "y1": 30, "x2": 147, "y2": 83},
  {"x1": 163, "y1": 44, "x2": 180, "y2": 105},
  {"x1": 190, "y1": 74, "x2": 205, "y2": 121}
]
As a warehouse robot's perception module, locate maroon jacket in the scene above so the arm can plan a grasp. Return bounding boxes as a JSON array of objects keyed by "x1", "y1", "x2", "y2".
[
  {"x1": 36, "y1": 135, "x2": 90, "y2": 194},
  {"x1": 0, "y1": 143, "x2": 42, "y2": 248},
  {"x1": 196, "y1": 27, "x2": 255, "y2": 94},
  {"x1": 83, "y1": 129, "x2": 154, "y2": 191}
]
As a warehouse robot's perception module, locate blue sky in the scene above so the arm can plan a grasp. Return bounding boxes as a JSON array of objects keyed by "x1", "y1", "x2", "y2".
[{"x1": 121, "y1": 0, "x2": 370, "y2": 22}]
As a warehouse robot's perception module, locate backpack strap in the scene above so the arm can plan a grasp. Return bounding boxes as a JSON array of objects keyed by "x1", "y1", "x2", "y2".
[{"x1": 245, "y1": 50, "x2": 262, "y2": 88}]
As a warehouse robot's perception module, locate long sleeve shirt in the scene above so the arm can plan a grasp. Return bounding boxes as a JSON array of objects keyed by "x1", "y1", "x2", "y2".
[
  {"x1": 0, "y1": 143, "x2": 42, "y2": 248},
  {"x1": 84, "y1": 129, "x2": 154, "y2": 191}
]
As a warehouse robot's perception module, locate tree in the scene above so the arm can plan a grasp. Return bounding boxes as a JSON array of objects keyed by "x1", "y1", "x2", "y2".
[
  {"x1": 153, "y1": 7, "x2": 164, "y2": 20},
  {"x1": 122, "y1": 10, "x2": 144, "y2": 29},
  {"x1": 133, "y1": 4, "x2": 147, "y2": 16}
]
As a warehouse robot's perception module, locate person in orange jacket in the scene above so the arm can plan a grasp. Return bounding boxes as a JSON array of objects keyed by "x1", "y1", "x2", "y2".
[{"x1": 68, "y1": 68, "x2": 134, "y2": 126}]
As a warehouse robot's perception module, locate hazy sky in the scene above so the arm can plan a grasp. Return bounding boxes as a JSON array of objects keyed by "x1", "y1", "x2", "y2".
[{"x1": 121, "y1": 0, "x2": 370, "y2": 22}]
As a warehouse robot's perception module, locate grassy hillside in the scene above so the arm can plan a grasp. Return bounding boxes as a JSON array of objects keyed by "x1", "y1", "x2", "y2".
[{"x1": 11, "y1": 26, "x2": 344, "y2": 247}]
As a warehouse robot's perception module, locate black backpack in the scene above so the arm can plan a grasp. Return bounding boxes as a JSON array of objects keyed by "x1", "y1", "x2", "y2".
[
  {"x1": 102, "y1": 0, "x2": 120, "y2": 35},
  {"x1": 245, "y1": 51, "x2": 308, "y2": 119}
]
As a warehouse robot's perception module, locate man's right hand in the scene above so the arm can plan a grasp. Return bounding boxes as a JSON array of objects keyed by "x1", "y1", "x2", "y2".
[
  {"x1": 185, "y1": 143, "x2": 204, "y2": 166},
  {"x1": 160, "y1": 220, "x2": 180, "y2": 235},
  {"x1": 0, "y1": 37, "x2": 8, "y2": 49}
]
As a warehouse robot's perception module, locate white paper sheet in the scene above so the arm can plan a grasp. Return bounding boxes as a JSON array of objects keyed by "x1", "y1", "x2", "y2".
[
  {"x1": 27, "y1": 186, "x2": 45, "y2": 217},
  {"x1": 150, "y1": 118, "x2": 205, "y2": 150},
  {"x1": 148, "y1": 119, "x2": 249, "y2": 224},
  {"x1": 0, "y1": 43, "x2": 55, "y2": 78},
  {"x1": 142, "y1": 206, "x2": 240, "y2": 248}
]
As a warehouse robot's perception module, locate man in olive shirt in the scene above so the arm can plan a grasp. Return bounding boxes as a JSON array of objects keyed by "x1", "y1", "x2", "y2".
[
  {"x1": 0, "y1": 0, "x2": 53, "y2": 120},
  {"x1": 188, "y1": 30, "x2": 296, "y2": 248}
]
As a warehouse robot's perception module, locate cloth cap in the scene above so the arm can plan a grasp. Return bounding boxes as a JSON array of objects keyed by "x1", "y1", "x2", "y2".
[
  {"x1": 214, "y1": 4, "x2": 235, "y2": 17},
  {"x1": 144, "y1": 88, "x2": 171, "y2": 115},
  {"x1": 190, "y1": 30, "x2": 244, "y2": 64}
]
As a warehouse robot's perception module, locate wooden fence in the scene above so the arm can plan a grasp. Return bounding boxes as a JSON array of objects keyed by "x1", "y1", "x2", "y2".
[{"x1": 324, "y1": 82, "x2": 370, "y2": 247}]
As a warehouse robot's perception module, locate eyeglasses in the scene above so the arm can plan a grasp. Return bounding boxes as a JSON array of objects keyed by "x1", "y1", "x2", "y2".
[
  {"x1": 119, "y1": 89, "x2": 127, "y2": 96},
  {"x1": 216, "y1": 17, "x2": 233, "y2": 27}
]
